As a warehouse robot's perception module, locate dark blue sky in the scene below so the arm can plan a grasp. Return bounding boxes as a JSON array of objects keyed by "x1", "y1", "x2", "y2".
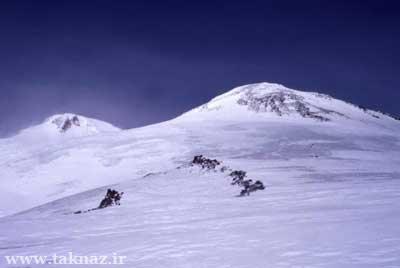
[{"x1": 0, "y1": 0, "x2": 399, "y2": 135}]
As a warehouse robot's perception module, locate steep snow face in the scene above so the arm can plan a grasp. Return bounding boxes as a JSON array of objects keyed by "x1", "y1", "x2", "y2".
[{"x1": 178, "y1": 82, "x2": 397, "y2": 125}]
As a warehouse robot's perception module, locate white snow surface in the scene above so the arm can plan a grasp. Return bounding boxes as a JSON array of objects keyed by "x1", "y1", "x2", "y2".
[
  {"x1": 20, "y1": 113, "x2": 120, "y2": 138},
  {"x1": 0, "y1": 82, "x2": 400, "y2": 267}
]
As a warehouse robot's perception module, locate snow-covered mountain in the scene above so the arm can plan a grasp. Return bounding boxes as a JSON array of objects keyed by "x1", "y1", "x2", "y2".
[
  {"x1": 16, "y1": 113, "x2": 120, "y2": 141},
  {"x1": 0, "y1": 112, "x2": 184, "y2": 217},
  {"x1": 180, "y1": 82, "x2": 398, "y2": 125},
  {"x1": 1, "y1": 82, "x2": 399, "y2": 215},
  {"x1": 1, "y1": 82, "x2": 400, "y2": 267}
]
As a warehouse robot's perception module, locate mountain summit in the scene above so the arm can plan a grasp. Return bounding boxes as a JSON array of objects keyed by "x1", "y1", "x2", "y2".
[
  {"x1": 45, "y1": 113, "x2": 120, "y2": 134},
  {"x1": 179, "y1": 82, "x2": 396, "y2": 123},
  {"x1": 15, "y1": 113, "x2": 120, "y2": 142}
]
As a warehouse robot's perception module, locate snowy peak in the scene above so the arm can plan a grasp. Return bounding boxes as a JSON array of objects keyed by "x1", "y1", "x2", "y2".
[
  {"x1": 49, "y1": 114, "x2": 83, "y2": 133},
  {"x1": 179, "y1": 82, "x2": 398, "y2": 123},
  {"x1": 15, "y1": 113, "x2": 120, "y2": 141},
  {"x1": 44, "y1": 113, "x2": 120, "y2": 135}
]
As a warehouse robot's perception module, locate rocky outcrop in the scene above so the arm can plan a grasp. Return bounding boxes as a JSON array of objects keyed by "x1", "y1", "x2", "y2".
[
  {"x1": 74, "y1": 188, "x2": 123, "y2": 214},
  {"x1": 53, "y1": 115, "x2": 82, "y2": 133},
  {"x1": 237, "y1": 91, "x2": 343, "y2": 121},
  {"x1": 191, "y1": 155, "x2": 221, "y2": 170},
  {"x1": 191, "y1": 155, "x2": 266, "y2": 197}
]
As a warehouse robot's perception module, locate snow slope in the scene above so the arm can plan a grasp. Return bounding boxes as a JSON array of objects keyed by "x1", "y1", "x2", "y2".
[
  {"x1": 0, "y1": 82, "x2": 400, "y2": 267},
  {"x1": 0, "y1": 114, "x2": 187, "y2": 217},
  {"x1": 1, "y1": 158, "x2": 400, "y2": 268}
]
